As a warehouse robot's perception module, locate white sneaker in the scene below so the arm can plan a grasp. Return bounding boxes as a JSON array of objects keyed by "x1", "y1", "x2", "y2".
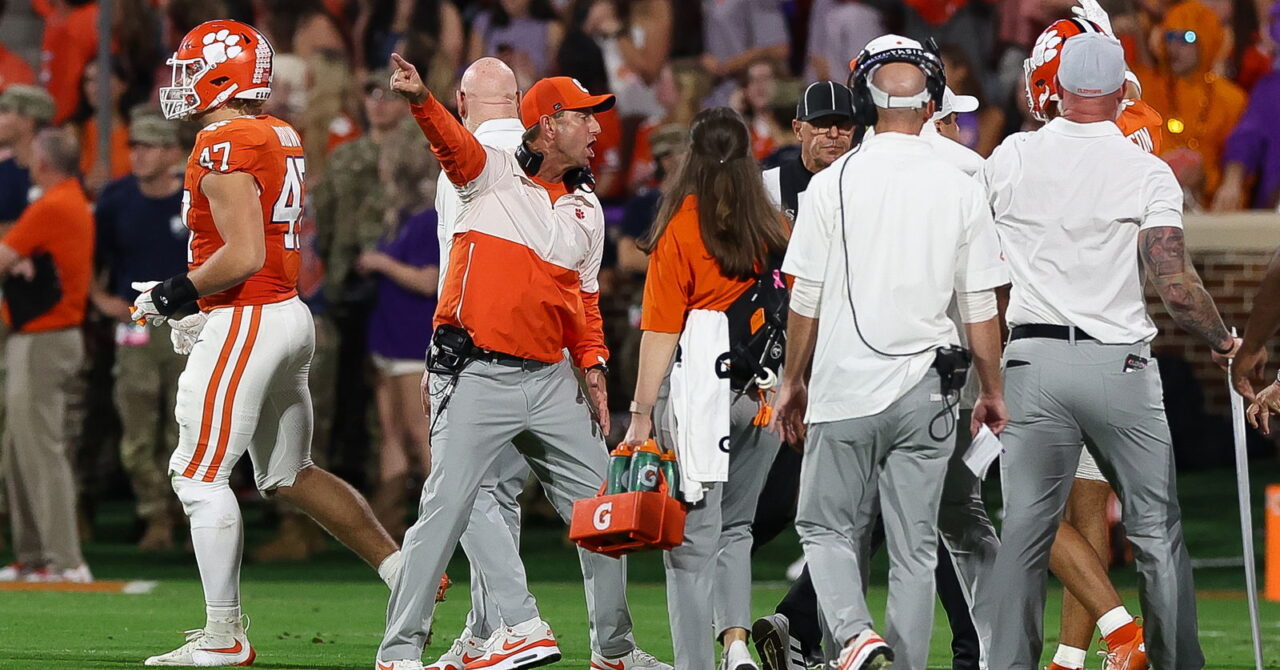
[
  {"x1": 722, "y1": 640, "x2": 758, "y2": 670},
  {"x1": 0, "y1": 562, "x2": 31, "y2": 581},
  {"x1": 144, "y1": 628, "x2": 255, "y2": 666},
  {"x1": 376, "y1": 661, "x2": 425, "y2": 670},
  {"x1": 425, "y1": 628, "x2": 488, "y2": 670},
  {"x1": 466, "y1": 619, "x2": 560, "y2": 670},
  {"x1": 54, "y1": 563, "x2": 93, "y2": 583},
  {"x1": 591, "y1": 648, "x2": 673, "y2": 670},
  {"x1": 836, "y1": 630, "x2": 892, "y2": 670},
  {"x1": 752, "y1": 613, "x2": 807, "y2": 670}
]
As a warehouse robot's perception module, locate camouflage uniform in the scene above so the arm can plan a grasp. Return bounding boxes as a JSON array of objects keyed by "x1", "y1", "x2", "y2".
[{"x1": 114, "y1": 323, "x2": 184, "y2": 522}]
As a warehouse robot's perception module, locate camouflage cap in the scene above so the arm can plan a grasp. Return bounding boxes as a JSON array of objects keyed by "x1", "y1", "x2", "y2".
[
  {"x1": 365, "y1": 68, "x2": 393, "y2": 93},
  {"x1": 649, "y1": 123, "x2": 689, "y2": 159},
  {"x1": 0, "y1": 84, "x2": 55, "y2": 123},
  {"x1": 128, "y1": 109, "x2": 181, "y2": 146}
]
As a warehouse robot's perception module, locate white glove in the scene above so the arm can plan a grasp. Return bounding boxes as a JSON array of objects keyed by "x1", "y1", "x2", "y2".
[
  {"x1": 169, "y1": 311, "x2": 208, "y2": 355},
  {"x1": 1071, "y1": 0, "x2": 1114, "y2": 36},
  {"x1": 130, "y1": 281, "x2": 167, "y2": 326}
]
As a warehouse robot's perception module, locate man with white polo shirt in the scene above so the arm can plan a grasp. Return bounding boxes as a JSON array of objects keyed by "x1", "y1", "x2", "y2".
[
  {"x1": 773, "y1": 35, "x2": 1009, "y2": 670},
  {"x1": 922, "y1": 87, "x2": 981, "y2": 175},
  {"x1": 981, "y1": 32, "x2": 1233, "y2": 670}
]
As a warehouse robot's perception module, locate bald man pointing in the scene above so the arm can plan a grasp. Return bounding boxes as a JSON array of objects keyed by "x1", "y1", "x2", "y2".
[
  {"x1": 423, "y1": 57, "x2": 543, "y2": 670},
  {"x1": 773, "y1": 36, "x2": 1009, "y2": 670}
]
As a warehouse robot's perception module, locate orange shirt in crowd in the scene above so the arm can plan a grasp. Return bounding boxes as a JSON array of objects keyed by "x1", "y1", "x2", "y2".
[
  {"x1": 79, "y1": 118, "x2": 131, "y2": 182},
  {"x1": 1, "y1": 178, "x2": 94, "y2": 333},
  {"x1": 0, "y1": 44, "x2": 35, "y2": 92},
  {"x1": 34, "y1": 0, "x2": 99, "y2": 125},
  {"x1": 641, "y1": 194, "x2": 756, "y2": 334}
]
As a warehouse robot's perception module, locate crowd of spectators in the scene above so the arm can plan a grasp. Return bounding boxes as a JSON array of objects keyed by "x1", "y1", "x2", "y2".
[{"x1": 0, "y1": 0, "x2": 1276, "y2": 557}]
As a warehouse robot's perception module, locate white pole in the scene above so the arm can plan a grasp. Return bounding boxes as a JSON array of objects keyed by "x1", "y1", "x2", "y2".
[{"x1": 1227, "y1": 327, "x2": 1264, "y2": 670}]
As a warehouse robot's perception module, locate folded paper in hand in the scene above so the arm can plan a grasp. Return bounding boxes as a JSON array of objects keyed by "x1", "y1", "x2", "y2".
[{"x1": 964, "y1": 424, "x2": 1003, "y2": 479}]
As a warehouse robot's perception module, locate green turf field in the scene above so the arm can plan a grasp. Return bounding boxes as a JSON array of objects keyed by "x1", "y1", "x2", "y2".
[{"x1": 3, "y1": 464, "x2": 1279, "y2": 669}]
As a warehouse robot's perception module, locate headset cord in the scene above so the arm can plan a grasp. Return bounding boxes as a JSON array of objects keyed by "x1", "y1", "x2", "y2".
[{"x1": 427, "y1": 367, "x2": 465, "y2": 435}]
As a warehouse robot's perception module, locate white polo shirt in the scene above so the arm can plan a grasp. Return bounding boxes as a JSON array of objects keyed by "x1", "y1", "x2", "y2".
[
  {"x1": 435, "y1": 117, "x2": 525, "y2": 294},
  {"x1": 983, "y1": 117, "x2": 1183, "y2": 344},
  {"x1": 921, "y1": 121, "x2": 983, "y2": 177},
  {"x1": 783, "y1": 131, "x2": 1009, "y2": 423}
]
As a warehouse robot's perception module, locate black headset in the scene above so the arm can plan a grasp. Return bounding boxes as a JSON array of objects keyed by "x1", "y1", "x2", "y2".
[
  {"x1": 846, "y1": 38, "x2": 947, "y2": 127},
  {"x1": 514, "y1": 137, "x2": 596, "y2": 193}
]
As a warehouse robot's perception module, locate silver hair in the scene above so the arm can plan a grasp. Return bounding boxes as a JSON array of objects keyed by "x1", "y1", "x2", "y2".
[{"x1": 33, "y1": 127, "x2": 80, "y2": 176}]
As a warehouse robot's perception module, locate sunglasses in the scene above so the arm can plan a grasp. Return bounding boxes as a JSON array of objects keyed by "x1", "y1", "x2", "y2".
[{"x1": 1164, "y1": 30, "x2": 1197, "y2": 44}]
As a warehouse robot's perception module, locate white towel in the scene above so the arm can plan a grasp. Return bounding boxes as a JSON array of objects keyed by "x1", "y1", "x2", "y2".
[{"x1": 664, "y1": 309, "x2": 731, "y2": 503}]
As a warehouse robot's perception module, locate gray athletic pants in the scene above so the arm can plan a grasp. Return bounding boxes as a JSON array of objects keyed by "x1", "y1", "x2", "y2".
[
  {"x1": 379, "y1": 358, "x2": 635, "y2": 662},
  {"x1": 657, "y1": 393, "x2": 781, "y2": 670},
  {"x1": 461, "y1": 449, "x2": 537, "y2": 638},
  {"x1": 797, "y1": 372, "x2": 952, "y2": 670},
  {"x1": 985, "y1": 338, "x2": 1203, "y2": 670}
]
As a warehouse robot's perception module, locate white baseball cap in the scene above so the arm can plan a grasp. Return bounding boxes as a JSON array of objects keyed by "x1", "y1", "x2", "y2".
[
  {"x1": 1057, "y1": 32, "x2": 1126, "y2": 98},
  {"x1": 930, "y1": 86, "x2": 978, "y2": 122}
]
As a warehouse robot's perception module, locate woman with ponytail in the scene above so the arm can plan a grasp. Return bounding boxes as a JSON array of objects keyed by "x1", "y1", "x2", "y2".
[{"x1": 622, "y1": 107, "x2": 788, "y2": 670}]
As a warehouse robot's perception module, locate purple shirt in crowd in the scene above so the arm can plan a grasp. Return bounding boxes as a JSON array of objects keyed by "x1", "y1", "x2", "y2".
[
  {"x1": 367, "y1": 209, "x2": 440, "y2": 362},
  {"x1": 1223, "y1": 72, "x2": 1280, "y2": 209}
]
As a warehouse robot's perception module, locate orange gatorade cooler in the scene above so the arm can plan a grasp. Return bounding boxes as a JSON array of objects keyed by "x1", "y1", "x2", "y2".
[{"x1": 570, "y1": 440, "x2": 686, "y2": 558}]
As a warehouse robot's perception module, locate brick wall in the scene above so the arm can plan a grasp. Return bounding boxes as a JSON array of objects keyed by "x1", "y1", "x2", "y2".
[
  {"x1": 1143, "y1": 213, "x2": 1280, "y2": 419},
  {"x1": 1146, "y1": 249, "x2": 1278, "y2": 417}
]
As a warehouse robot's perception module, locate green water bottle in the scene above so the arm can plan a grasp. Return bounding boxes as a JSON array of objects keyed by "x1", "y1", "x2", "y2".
[
  {"x1": 606, "y1": 444, "x2": 633, "y2": 494},
  {"x1": 629, "y1": 440, "x2": 662, "y2": 493},
  {"x1": 659, "y1": 450, "x2": 680, "y2": 499}
]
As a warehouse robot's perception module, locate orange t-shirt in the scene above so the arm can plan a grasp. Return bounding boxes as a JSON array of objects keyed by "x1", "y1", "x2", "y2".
[
  {"x1": 1, "y1": 178, "x2": 93, "y2": 332},
  {"x1": 35, "y1": 0, "x2": 98, "y2": 125},
  {"x1": 0, "y1": 44, "x2": 35, "y2": 92},
  {"x1": 640, "y1": 194, "x2": 757, "y2": 334},
  {"x1": 80, "y1": 118, "x2": 132, "y2": 182},
  {"x1": 184, "y1": 115, "x2": 304, "y2": 310}
]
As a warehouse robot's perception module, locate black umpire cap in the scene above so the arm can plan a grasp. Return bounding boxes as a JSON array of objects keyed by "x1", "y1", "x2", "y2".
[{"x1": 795, "y1": 81, "x2": 855, "y2": 122}]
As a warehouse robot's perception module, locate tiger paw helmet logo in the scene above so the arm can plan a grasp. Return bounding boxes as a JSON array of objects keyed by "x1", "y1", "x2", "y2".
[
  {"x1": 201, "y1": 29, "x2": 244, "y2": 66},
  {"x1": 1028, "y1": 28, "x2": 1064, "y2": 70}
]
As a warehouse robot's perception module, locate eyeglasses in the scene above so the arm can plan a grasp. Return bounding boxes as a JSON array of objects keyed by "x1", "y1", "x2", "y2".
[
  {"x1": 1164, "y1": 30, "x2": 1197, "y2": 44},
  {"x1": 806, "y1": 117, "x2": 856, "y2": 133}
]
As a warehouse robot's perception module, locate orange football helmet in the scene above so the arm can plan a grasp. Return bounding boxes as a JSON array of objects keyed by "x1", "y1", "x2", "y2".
[
  {"x1": 160, "y1": 20, "x2": 274, "y2": 120},
  {"x1": 1023, "y1": 18, "x2": 1108, "y2": 122}
]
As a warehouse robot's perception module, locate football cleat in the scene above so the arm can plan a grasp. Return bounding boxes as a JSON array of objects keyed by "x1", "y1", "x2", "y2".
[
  {"x1": 145, "y1": 628, "x2": 255, "y2": 666},
  {"x1": 753, "y1": 613, "x2": 807, "y2": 670},
  {"x1": 376, "y1": 661, "x2": 425, "y2": 670},
  {"x1": 590, "y1": 648, "x2": 673, "y2": 670},
  {"x1": 465, "y1": 619, "x2": 560, "y2": 670},
  {"x1": 426, "y1": 629, "x2": 487, "y2": 670},
  {"x1": 437, "y1": 572, "x2": 452, "y2": 602},
  {"x1": 1098, "y1": 627, "x2": 1148, "y2": 670},
  {"x1": 836, "y1": 629, "x2": 893, "y2": 670}
]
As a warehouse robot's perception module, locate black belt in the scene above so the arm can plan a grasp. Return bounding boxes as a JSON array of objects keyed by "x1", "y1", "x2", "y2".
[
  {"x1": 1009, "y1": 324, "x2": 1096, "y2": 342},
  {"x1": 473, "y1": 348, "x2": 552, "y2": 369}
]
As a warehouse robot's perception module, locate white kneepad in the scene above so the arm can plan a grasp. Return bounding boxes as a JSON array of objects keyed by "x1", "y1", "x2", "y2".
[{"x1": 171, "y1": 476, "x2": 240, "y2": 529}]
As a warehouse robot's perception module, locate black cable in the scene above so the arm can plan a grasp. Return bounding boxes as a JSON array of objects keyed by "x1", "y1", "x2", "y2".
[{"x1": 837, "y1": 147, "x2": 939, "y2": 359}]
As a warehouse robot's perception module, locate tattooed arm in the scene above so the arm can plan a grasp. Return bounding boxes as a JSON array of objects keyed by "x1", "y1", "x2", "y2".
[{"x1": 1139, "y1": 226, "x2": 1234, "y2": 353}]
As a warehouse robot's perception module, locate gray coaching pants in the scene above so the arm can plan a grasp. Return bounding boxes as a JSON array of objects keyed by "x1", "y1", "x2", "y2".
[
  {"x1": 657, "y1": 393, "x2": 781, "y2": 670},
  {"x1": 379, "y1": 358, "x2": 635, "y2": 662},
  {"x1": 984, "y1": 338, "x2": 1203, "y2": 670},
  {"x1": 797, "y1": 372, "x2": 953, "y2": 670},
  {"x1": 461, "y1": 449, "x2": 537, "y2": 638}
]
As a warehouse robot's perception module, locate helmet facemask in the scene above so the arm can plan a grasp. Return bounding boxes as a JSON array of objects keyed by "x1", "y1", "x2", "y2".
[{"x1": 160, "y1": 57, "x2": 210, "y2": 120}]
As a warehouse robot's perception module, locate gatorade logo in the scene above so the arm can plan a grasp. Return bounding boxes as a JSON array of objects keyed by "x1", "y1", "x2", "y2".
[
  {"x1": 636, "y1": 463, "x2": 660, "y2": 489},
  {"x1": 593, "y1": 502, "x2": 613, "y2": 530}
]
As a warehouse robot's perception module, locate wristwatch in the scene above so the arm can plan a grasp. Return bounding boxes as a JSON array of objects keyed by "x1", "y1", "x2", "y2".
[
  {"x1": 629, "y1": 401, "x2": 653, "y2": 415},
  {"x1": 587, "y1": 362, "x2": 608, "y2": 375}
]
